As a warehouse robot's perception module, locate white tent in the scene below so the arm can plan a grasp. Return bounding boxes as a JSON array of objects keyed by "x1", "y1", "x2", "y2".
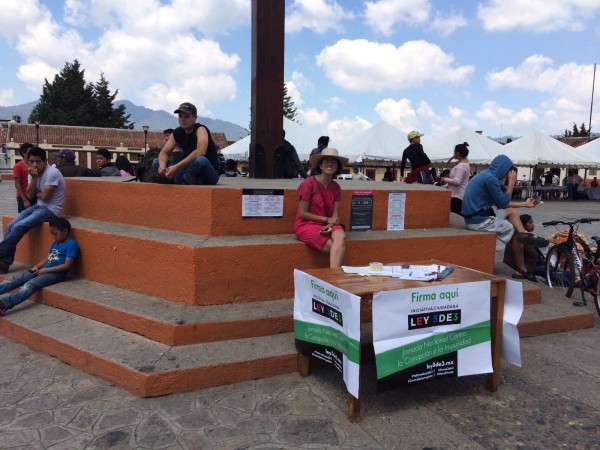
[
  {"x1": 502, "y1": 131, "x2": 600, "y2": 168},
  {"x1": 426, "y1": 128, "x2": 503, "y2": 164},
  {"x1": 574, "y1": 137, "x2": 600, "y2": 164},
  {"x1": 221, "y1": 117, "x2": 317, "y2": 161},
  {"x1": 341, "y1": 121, "x2": 407, "y2": 162}
]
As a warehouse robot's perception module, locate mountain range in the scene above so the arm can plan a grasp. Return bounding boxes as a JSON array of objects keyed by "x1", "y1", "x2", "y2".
[{"x1": 0, "y1": 100, "x2": 250, "y2": 141}]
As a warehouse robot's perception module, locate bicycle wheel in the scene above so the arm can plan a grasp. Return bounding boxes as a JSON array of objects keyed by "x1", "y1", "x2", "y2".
[
  {"x1": 592, "y1": 272, "x2": 600, "y2": 318},
  {"x1": 545, "y1": 244, "x2": 576, "y2": 297}
]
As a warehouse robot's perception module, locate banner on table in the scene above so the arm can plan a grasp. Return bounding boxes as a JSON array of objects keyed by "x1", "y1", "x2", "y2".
[
  {"x1": 293, "y1": 269, "x2": 361, "y2": 398},
  {"x1": 372, "y1": 281, "x2": 492, "y2": 389}
]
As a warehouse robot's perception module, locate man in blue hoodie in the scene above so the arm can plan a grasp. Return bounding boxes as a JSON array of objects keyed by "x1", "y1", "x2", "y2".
[{"x1": 462, "y1": 155, "x2": 545, "y2": 281}]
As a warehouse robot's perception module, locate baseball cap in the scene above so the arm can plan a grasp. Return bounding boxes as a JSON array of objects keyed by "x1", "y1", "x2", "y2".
[
  {"x1": 56, "y1": 149, "x2": 76, "y2": 162},
  {"x1": 174, "y1": 102, "x2": 197, "y2": 116},
  {"x1": 407, "y1": 131, "x2": 424, "y2": 141}
]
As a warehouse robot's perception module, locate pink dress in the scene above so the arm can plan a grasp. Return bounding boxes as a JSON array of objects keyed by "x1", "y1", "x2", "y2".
[
  {"x1": 294, "y1": 177, "x2": 343, "y2": 250},
  {"x1": 445, "y1": 162, "x2": 470, "y2": 200}
]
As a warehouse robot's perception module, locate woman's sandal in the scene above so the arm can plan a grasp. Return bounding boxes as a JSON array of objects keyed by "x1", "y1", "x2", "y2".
[{"x1": 511, "y1": 267, "x2": 538, "y2": 282}]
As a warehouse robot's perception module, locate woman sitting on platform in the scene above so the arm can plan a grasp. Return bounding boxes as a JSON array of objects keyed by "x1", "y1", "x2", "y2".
[
  {"x1": 440, "y1": 142, "x2": 470, "y2": 215},
  {"x1": 294, "y1": 148, "x2": 348, "y2": 268}
]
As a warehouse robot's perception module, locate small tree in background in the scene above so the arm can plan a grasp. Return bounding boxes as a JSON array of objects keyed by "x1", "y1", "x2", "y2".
[{"x1": 283, "y1": 83, "x2": 298, "y2": 123}]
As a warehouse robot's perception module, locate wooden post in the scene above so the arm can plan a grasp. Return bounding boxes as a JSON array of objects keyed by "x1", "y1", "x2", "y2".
[{"x1": 249, "y1": 0, "x2": 285, "y2": 179}]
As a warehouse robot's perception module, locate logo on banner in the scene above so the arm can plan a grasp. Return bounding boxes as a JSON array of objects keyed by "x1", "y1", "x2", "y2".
[
  {"x1": 408, "y1": 309, "x2": 461, "y2": 330},
  {"x1": 312, "y1": 298, "x2": 344, "y2": 326}
]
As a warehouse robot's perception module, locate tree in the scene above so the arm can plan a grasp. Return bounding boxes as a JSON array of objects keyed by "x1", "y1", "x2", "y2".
[
  {"x1": 93, "y1": 73, "x2": 133, "y2": 129},
  {"x1": 572, "y1": 122, "x2": 580, "y2": 137},
  {"x1": 29, "y1": 60, "x2": 133, "y2": 129},
  {"x1": 579, "y1": 122, "x2": 587, "y2": 137},
  {"x1": 283, "y1": 83, "x2": 298, "y2": 123}
]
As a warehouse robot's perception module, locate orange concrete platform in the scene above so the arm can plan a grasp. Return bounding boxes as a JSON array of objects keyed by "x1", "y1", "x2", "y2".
[
  {"x1": 61, "y1": 178, "x2": 451, "y2": 236},
  {"x1": 7, "y1": 219, "x2": 496, "y2": 305}
]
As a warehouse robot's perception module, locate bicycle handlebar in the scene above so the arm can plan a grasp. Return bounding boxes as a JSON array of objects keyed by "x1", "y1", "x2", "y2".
[{"x1": 542, "y1": 218, "x2": 600, "y2": 227}]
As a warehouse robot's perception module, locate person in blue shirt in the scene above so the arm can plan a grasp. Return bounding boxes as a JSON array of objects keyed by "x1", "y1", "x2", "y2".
[{"x1": 0, "y1": 218, "x2": 79, "y2": 315}]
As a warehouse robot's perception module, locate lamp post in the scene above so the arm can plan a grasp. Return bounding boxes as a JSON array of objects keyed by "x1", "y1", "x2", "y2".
[
  {"x1": 34, "y1": 121, "x2": 40, "y2": 146},
  {"x1": 142, "y1": 125, "x2": 149, "y2": 152}
]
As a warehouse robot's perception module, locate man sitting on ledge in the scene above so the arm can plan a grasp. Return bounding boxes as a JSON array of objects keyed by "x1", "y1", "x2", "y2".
[
  {"x1": 462, "y1": 154, "x2": 547, "y2": 282},
  {"x1": 152, "y1": 102, "x2": 220, "y2": 185},
  {"x1": 0, "y1": 147, "x2": 66, "y2": 274}
]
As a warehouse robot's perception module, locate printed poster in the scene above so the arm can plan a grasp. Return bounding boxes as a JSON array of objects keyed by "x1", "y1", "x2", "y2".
[
  {"x1": 387, "y1": 192, "x2": 406, "y2": 230},
  {"x1": 350, "y1": 190, "x2": 374, "y2": 231},
  {"x1": 242, "y1": 189, "x2": 284, "y2": 217},
  {"x1": 293, "y1": 269, "x2": 361, "y2": 398},
  {"x1": 372, "y1": 281, "x2": 492, "y2": 389}
]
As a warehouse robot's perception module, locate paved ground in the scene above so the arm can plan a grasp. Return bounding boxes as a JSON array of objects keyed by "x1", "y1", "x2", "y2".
[{"x1": 1, "y1": 178, "x2": 599, "y2": 449}]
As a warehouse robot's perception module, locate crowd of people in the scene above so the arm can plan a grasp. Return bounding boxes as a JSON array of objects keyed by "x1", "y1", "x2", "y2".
[{"x1": 3, "y1": 115, "x2": 588, "y2": 315}]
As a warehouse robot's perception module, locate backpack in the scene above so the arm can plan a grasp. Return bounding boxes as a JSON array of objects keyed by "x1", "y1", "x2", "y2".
[{"x1": 137, "y1": 147, "x2": 162, "y2": 182}]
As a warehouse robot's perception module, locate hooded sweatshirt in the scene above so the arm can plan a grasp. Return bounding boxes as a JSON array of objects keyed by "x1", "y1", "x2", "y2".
[{"x1": 461, "y1": 155, "x2": 513, "y2": 224}]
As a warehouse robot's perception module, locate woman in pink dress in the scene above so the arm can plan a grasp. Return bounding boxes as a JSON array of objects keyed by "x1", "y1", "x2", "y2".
[
  {"x1": 441, "y1": 142, "x2": 470, "y2": 216},
  {"x1": 294, "y1": 148, "x2": 348, "y2": 268}
]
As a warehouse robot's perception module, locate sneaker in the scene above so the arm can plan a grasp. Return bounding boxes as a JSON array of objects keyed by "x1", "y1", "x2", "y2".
[
  {"x1": 517, "y1": 233, "x2": 549, "y2": 248},
  {"x1": 180, "y1": 173, "x2": 203, "y2": 185},
  {"x1": 149, "y1": 173, "x2": 174, "y2": 184}
]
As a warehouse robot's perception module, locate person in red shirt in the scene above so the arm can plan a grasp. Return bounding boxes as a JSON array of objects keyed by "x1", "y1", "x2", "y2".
[{"x1": 13, "y1": 143, "x2": 36, "y2": 212}]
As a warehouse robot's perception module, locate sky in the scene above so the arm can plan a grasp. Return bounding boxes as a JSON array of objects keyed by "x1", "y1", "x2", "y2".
[{"x1": 1, "y1": 0, "x2": 600, "y2": 144}]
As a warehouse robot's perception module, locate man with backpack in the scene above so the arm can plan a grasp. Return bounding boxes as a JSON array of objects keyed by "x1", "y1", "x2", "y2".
[
  {"x1": 274, "y1": 130, "x2": 307, "y2": 179},
  {"x1": 152, "y1": 102, "x2": 220, "y2": 185}
]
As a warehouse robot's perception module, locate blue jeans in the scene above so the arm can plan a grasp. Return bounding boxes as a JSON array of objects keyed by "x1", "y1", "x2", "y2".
[
  {"x1": 0, "y1": 270, "x2": 67, "y2": 311},
  {"x1": 0, "y1": 205, "x2": 58, "y2": 265},
  {"x1": 152, "y1": 156, "x2": 219, "y2": 185}
]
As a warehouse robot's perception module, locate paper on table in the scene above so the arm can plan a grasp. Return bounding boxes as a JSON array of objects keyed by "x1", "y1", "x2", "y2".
[{"x1": 342, "y1": 264, "x2": 447, "y2": 281}]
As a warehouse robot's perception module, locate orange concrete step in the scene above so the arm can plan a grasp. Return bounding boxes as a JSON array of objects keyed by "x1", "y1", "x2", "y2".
[
  {"x1": 0, "y1": 303, "x2": 297, "y2": 397},
  {"x1": 61, "y1": 178, "x2": 451, "y2": 236},
  {"x1": 1, "y1": 268, "x2": 293, "y2": 346},
  {"x1": 7, "y1": 218, "x2": 496, "y2": 306}
]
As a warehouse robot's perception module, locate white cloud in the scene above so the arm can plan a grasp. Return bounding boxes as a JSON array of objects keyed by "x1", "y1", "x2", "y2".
[
  {"x1": 364, "y1": 0, "x2": 430, "y2": 36},
  {"x1": 478, "y1": 0, "x2": 600, "y2": 32},
  {"x1": 317, "y1": 39, "x2": 474, "y2": 92},
  {"x1": 0, "y1": 0, "x2": 47, "y2": 43},
  {"x1": 430, "y1": 12, "x2": 468, "y2": 37},
  {"x1": 487, "y1": 55, "x2": 595, "y2": 103},
  {"x1": 326, "y1": 96, "x2": 345, "y2": 107},
  {"x1": 286, "y1": 0, "x2": 353, "y2": 34},
  {"x1": 374, "y1": 98, "x2": 418, "y2": 131},
  {"x1": 285, "y1": 71, "x2": 313, "y2": 107},
  {"x1": 476, "y1": 101, "x2": 538, "y2": 128},
  {"x1": 67, "y1": 0, "x2": 250, "y2": 37},
  {"x1": 298, "y1": 108, "x2": 328, "y2": 127},
  {"x1": 63, "y1": 0, "x2": 87, "y2": 26},
  {"x1": 0, "y1": 89, "x2": 14, "y2": 106},
  {"x1": 326, "y1": 116, "x2": 372, "y2": 143}
]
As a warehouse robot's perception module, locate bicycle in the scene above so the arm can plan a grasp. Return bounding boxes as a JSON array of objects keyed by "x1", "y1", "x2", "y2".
[{"x1": 542, "y1": 218, "x2": 600, "y2": 317}]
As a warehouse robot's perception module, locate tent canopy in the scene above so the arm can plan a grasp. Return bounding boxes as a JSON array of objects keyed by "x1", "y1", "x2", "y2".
[
  {"x1": 341, "y1": 121, "x2": 407, "y2": 162},
  {"x1": 574, "y1": 137, "x2": 600, "y2": 164},
  {"x1": 502, "y1": 131, "x2": 599, "y2": 168},
  {"x1": 222, "y1": 117, "x2": 317, "y2": 161},
  {"x1": 426, "y1": 128, "x2": 503, "y2": 164}
]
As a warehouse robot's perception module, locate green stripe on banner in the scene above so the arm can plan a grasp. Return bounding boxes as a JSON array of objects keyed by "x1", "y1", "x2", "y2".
[
  {"x1": 294, "y1": 320, "x2": 360, "y2": 364},
  {"x1": 375, "y1": 321, "x2": 491, "y2": 379}
]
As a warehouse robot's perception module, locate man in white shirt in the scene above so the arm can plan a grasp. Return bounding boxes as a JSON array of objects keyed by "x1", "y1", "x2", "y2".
[
  {"x1": 0, "y1": 147, "x2": 66, "y2": 273},
  {"x1": 351, "y1": 167, "x2": 368, "y2": 180}
]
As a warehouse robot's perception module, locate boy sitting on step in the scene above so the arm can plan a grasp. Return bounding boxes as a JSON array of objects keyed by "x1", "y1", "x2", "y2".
[{"x1": 0, "y1": 218, "x2": 79, "y2": 315}]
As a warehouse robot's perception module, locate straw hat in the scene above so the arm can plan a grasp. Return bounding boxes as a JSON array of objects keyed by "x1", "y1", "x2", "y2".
[{"x1": 309, "y1": 147, "x2": 348, "y2": 169}]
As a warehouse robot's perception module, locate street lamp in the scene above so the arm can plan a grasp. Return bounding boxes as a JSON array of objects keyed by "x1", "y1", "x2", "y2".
[
  {"x1": 142, "y1": 125, "x2": 149, "y2": 151},
  {"x1": 34, "y1": 121, "x2": 40, "y2": 146}
]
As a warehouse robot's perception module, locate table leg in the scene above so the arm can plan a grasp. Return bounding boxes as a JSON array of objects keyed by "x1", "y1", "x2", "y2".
[
  {"x1": 486, "y1": 280, "x2": 505, "y2": 391},
  {"x1": 347, "y1": 394, "x2": 361, "y2": 422},
  {"x1": 298, "y1": 353, "x2": 311, "y2": 377}
]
